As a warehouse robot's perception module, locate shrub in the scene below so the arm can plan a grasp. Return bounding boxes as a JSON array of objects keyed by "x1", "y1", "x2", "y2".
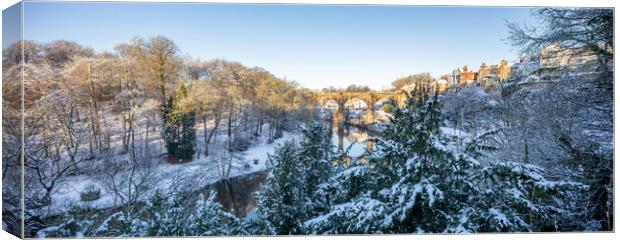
[
  {"x1": 231, "y1": 134, "x2": 250, "y2": 151},
  {"x1": 80, "y1": 185, "x2": 101, "y2": 202}
]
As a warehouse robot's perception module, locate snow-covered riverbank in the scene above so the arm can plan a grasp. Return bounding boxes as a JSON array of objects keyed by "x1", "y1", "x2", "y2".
[{"x1": 44, "y1": 130, "x2": 301, "y2": 215}]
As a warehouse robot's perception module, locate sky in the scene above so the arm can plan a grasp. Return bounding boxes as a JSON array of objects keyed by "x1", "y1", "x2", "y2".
[
  {"x1": 2, "y1": 2, "x2": 21, "y2": 49},
  {"x1": 16, "y1": 2, "x2": 539, "y2": 90}
]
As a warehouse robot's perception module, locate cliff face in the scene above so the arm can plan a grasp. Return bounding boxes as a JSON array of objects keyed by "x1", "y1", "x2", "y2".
[
  {"x1": 539, "y1": 44, "x2": 599, "y2": 69},
  {"x1": 503, "y1": 46, "x2": 602, "y2": 96},
  {"x1": 445, "y1": 43, "x2": 606, "y2": 94}
]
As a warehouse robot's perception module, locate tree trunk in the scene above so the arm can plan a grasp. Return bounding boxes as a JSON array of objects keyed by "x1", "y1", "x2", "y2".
[
  {"x1": 268, "y1": 117, "x2": 274, "y2": 141},
  {"x1": 129, "y1": 113, "x2": 136, "y2": 162},
  {"x1": 85, "y1": 113, "x2": 95, "y2": 159},
  {"x1": 259, "y1": 112, "x2": 264, "y2": 134},
  {"x1": 227, "y1": 110, "x2": 234, "y2": 152},
  {"x1": 144, "y1": 120, "x2": 150, "y2": 159},
  {"x1": 203, "y1": 114, "x2": 209, "y2": 156},
  {"x1": 254, "y1": 110, "x2": 261, "y2": 137},
  {"x1": 87, "y1": 63, "x2": 103, "y2": 153}
]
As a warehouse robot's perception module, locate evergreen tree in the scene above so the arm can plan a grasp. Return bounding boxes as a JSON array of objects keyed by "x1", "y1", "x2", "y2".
[
  {"x1": 188, "y1": 191, "x2": 241, "y2": 236},
  {"x1": 94, "y1": 211, "x2": 147, "y2": 237},
  {"x1": 305, "y1": 159, "x2": 385, "y2": 234},
  {"x1": 305, "y1": 89, "x2": 577, "y2": 234},
  {"x1": 93, "y1": 190, "x2": 241, "y2": 237},
  {"x1": 248, "y1": 121, "x2": 335, "y2": 235},
  {"x1": 572, "y1": 143, "x2": 613, "y2": 231},
  {"x1": 37, "y1": 205, "x2": 100, "y2": 238},
  {"x1": 299, "y1": 121, "x2": 334, "y2": 214},
  {"x1": 242, "y1": 206, "x2": 277, "y2": 235},
  {"x1": 144, "y1": 191, "x2": 189, "y2": 236},
  {"x1": 162, "y1": 83, "x2": 196, "y2": 159},
  {"x1": 250, "y1": 141, "x2": 308, "y2": 235}
]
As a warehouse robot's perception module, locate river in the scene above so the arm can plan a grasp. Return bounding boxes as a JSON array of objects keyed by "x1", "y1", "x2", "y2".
[
  {"x1": 206, "y1": 124, "x2": 379, "y2": 219},
  {"x1": 332, "y1": 123, "x2": 380, "y2": 159}
]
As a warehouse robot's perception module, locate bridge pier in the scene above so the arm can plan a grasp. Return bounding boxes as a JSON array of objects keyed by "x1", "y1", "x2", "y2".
[
  {"x1": 336, "y1": 123, "x2": 344, "y2": 151},
  {"x1": 366, "y1": 139, "x2": 374, "y2": 152},
  {"x1": 332, "y1": 100, "x2": 347, "y2": 124},
  {"x1": 364, "y1": 107, "x2": 375, "y2": 125},
  {"x1": 315, "y1": 91, "x2": 410, "y2": 125}
]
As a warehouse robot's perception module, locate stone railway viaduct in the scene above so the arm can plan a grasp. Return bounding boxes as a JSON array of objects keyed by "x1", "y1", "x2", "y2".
[{"x1": 313, "y1": 91, "x2": 409, "y2": 125}]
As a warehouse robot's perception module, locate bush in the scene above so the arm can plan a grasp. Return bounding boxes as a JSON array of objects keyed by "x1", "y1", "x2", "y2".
[
  {"x1": 253, "y1": 159, "x2": 259, "y2": 165},
  {"x1": 232, "y1": 134, "x2": 250, "y2": 151},
  {"x1": 38, "y1": 205, "x2": 100, "y2": 238},
  {"x1": 80, "y1": 185, "x2": 101, "y2": 202}
]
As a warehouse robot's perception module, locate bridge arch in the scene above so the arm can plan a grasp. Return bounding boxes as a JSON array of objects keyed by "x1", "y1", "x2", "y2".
[
  {"x1": 372, "y1": 98, "x2": 399, "y2": 122},
  {"x1": 343, "y1": 98, "x2": 371, "y2": 125},
  {"x1": 313, "y1": 91, "x2": 409, "y2": 125},
  {"x1": 374, "y1": 97, "x2": 398, "y2": 109},
  {"x1": 344, "y1": 97, "x2": 371, "y2": 108}
]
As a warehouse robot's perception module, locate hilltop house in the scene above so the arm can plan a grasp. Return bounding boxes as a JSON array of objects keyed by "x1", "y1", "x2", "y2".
[{"x1": 448, "y1": 60, "x2": 511, "y2": 88}]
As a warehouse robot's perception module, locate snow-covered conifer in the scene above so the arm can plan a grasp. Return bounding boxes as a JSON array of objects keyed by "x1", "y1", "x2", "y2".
[
  {"x1": 251, "y1": 141, "x2": 308, "y2": 234},
  {"x1": 188, "y1": 191, "x2": 241, "y2": 236}
]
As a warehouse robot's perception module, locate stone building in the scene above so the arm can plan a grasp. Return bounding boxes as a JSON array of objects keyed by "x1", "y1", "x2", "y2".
[
  {"x1": 497, "y1": 59, "x2": 511, "y2": 81},
  {"x1": 459, "y1": 65, "x2": 476, "y2": 86},
  {"x1": 450, "y1": 68, "x2": 461, "y2": 85},
  {"x1": 435, "y1": 79, "x2": 448, "y2": 92},
  {"x1": 477, "y1": 63, "x2": 491, "y2": 80},
  {"x1": 476, "y1": 63, "x2": 491, "y2": 86},
  {"x1": 448, "y1": 60, "x2": 511, "y2": 88}
]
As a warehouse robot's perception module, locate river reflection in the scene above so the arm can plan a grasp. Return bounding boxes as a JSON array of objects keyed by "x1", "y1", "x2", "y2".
[
  {"x1": 202, "y1": 171, "x2": 267, "y2": 219},
  {"x1": 332, "y1": 123, "x2": 379, "y2": 161},
  {"x1": 208, "y1": 123, "x2": 380, "y2": 219}
]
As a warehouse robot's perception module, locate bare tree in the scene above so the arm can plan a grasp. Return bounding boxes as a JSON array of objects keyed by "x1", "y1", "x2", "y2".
[
  {"x1": 98, "y1": 155, "x2": 155, "y2": 215},
  {"x1": 506, "y1": 8, "x2": 613, "y2": 230},
  {"x1": 391, "y1": 73, "x2": 435, "y2": 90},
  {"x1": 507, "y1": 8, "x2": 613, "y2": 89}
]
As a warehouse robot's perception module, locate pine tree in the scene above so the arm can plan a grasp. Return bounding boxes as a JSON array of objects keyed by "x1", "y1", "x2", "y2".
[
  {"x1": 250, "y1": 141, "x2": 308, "y2": 235},
  {"x1": 574, "y1": 143, "x2": 613, "y2": 231},
  {"x1": 37, "y1": 205, "x2": 100, "y2": 238},
  {"x1": 144, "y1": 191, "x2": 189, "y2": 236},
  {"x1": 367, "y1": 90, "x2": 452, "y2": 233},
  {"x1": 305, "y1": 89, "x2": 577, "y2": 234},
  {"x1": 299, "y1": 121, "x2": 334, "y2": 214},
  {"x1": 241, "y1": 206, "x2": 277, "y2": 235},
  {"x1": 93, "y1": 211, "x2": 147, "y2": 237},
  {"x1": 188, "y1": 191, "x2": 241, "y2": 236},
  {"x1": 162, "y1": 83, "x2": 196, "y2": 159},
  {"x1": 304, "y1": 160, "x2": 386, "y2": 234}
]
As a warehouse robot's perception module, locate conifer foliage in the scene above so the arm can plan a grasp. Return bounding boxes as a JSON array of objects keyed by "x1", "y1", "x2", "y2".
[
  {"x1": 37, "y1": 90, "x2": 582, "y2": 236},
  {"x1": 38, "y1": 190, "x2": 241, "y2": 237},
  {"x1": 304, "y1": 89, "x2": 577, "y2": 233},
  {"x1": 246, "y1": 121, "x2": 334, "y2": 235},
  {"x1": 162, "y1": 83, "x2": 197, "y2": 160},
  {"x1": 251, "y1": 142, "x2": 308, "y2": 235}
]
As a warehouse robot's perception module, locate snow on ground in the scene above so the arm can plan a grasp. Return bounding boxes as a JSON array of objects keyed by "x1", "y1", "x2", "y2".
[
  {"x1": 46, "y1": 129, "x2": 301, "y2": 215},
  {"x1": 440, "y1": 127, "x2": 470, "y2": 138},
  {"x1": 238, "y1": 131, "x2": 300, "y2": 171},
  {"x1": 45, "y1": 120, "x2": 382, "y2": 215},
  {"x1": 45, "y1": 175, "x2": 116, "y2": 213}
]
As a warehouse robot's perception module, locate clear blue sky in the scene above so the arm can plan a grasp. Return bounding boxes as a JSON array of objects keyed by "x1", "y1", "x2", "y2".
[{"x1": 20, "y1": 2, "x2": 538, "y2": 90}]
